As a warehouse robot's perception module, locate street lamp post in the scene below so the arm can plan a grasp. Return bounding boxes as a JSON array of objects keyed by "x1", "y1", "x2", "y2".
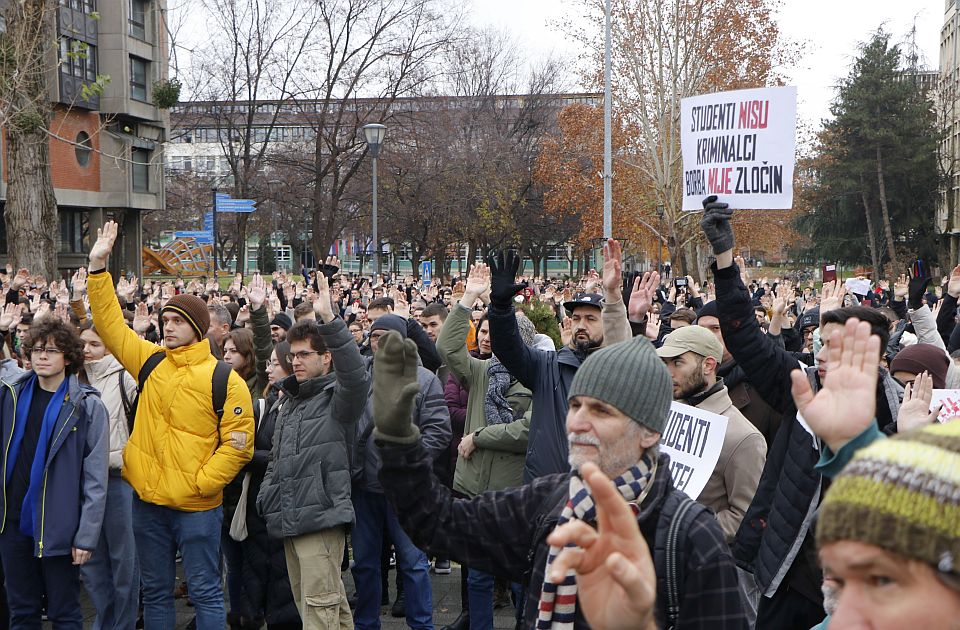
[
  {"x1": 656, "y1": 203, "x2": 664, "y2": 273},
  {"x1": 362, "y1": 123, "x2": 387, "y2": 277}
]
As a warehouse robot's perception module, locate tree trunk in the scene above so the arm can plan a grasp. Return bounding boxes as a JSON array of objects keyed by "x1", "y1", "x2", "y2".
[
  {"x1": 4, "y1": 0, "x2": 58, "y2": 279},
  {"x1": 859, "y1": 174, "x2": 881, "y2": 277},
  {"x1": 876, "y1": 146, "x2": 898, "y2": 275}
]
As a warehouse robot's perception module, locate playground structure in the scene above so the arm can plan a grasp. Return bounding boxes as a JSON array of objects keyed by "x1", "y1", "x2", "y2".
[{"x1": 142, "y1": 237, "x2": 212, "y2": 275}]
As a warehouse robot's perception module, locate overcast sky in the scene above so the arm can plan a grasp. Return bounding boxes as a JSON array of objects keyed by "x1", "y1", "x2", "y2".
[{"x1": 469, "y1": 0, "x2": 944, "y2": 129}]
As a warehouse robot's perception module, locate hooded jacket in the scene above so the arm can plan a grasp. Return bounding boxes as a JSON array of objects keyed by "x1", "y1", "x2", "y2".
[
  {"x1": 0, "y1": 372, "x2": 109, "y2": 557},
  {"x1": 83, "y1": 354, "x2": 137, "y2": 470},
  {"x1": 256, "y1": 317, "x2": 369, "y2": 538},
  {"x1": 88, "y1": 270, "x2": 254, "y2": 511}
]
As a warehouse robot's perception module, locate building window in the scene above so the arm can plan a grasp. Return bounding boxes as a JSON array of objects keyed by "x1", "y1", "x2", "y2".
[
  {"x1": 129, "y1": 0, "x2": 147, "y2": 39},
  {"x1": 59, "y1": 38, "x2": 98, "y2": 83},
  {"x1": 59, "y1": 210, "x2": 89, "y2": 254},
  {"x1": 75, "y1": 131, "x2": 92, "y2": 167},
  {"x1": 130, "y1": 56, "x2": 148, "y2": 101},
  {"x1": 132, "y1": 148, "x2": 150, "y2": 192}
]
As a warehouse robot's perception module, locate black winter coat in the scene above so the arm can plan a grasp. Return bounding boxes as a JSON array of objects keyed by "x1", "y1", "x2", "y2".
[
  {"x1": 714, "y1": 263, "x2": 900, "y2": 601},
  {"x1": 242, "y1": 387, "x2": 299, "y2": 625}
]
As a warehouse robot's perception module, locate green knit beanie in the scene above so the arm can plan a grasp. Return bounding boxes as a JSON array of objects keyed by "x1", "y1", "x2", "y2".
[
  {"x1": 568, "y1": 335, "x2": 673, "y2": 433},
  {"x1": 817, "y1": 421, "x2": 960, "y2": 576}
]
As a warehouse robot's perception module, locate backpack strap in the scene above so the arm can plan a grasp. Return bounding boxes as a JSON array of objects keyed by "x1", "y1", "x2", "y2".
[
  {"x1": 654, "y1": 491, "x2": 709, "y2": 630},
  {"x1": 118, "y1": 371, "x2": 132, "y2": 418},
  {"x1": 212, "y1": 360, "x2": 231, "y2": 421},
  {"x1": 137, "y1": 352, "x2": 166, "y2": 393}
]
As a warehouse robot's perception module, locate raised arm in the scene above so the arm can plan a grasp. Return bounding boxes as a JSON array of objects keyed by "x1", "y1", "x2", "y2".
[
  {"x1": 437, "y1": 264, "x2": 487, "y2": 384},
  {"x1": 599, "y1": 239, "x2": 632, "y2": 346},
  {"x1": 248, "y1": 273, "x2": 273, "y2": 396},
  {"x1": 315, "y1": 271, "x2": 369, "y2": 425},
  {"x1": 87, "y1": 221, "x2": 165, "y2": 376}
]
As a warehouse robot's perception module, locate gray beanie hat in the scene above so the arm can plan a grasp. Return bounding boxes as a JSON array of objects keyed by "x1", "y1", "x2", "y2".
[{"x1": 567, "y1": 336, "x2": 673, "y2": 433}]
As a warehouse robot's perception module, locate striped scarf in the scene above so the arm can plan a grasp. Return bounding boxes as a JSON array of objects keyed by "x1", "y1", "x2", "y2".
[{"x1": 536, "y1": 452, "x2": 657, "y2": 629}]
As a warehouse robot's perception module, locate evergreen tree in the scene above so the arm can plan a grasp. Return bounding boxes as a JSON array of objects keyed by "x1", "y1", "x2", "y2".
[{"x1": 799, "y1": 30, "x2": 940, "y2": 272}]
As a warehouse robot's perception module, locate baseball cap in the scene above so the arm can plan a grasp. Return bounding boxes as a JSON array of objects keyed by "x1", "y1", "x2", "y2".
[
  {"x1": 655, "y1": 325, "x2": 724, "y2": 363},
  {"x1": 563, "y1": 293, "x2": 603, "y2": 314}
]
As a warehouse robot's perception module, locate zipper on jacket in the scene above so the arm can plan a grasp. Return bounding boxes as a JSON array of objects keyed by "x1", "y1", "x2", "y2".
[
  {"x1": 1, "y1": 382, "x2": 18, "y2": 532},
  {"x1": 39, "y1": 405, "x2": 77, "y2": 557}
]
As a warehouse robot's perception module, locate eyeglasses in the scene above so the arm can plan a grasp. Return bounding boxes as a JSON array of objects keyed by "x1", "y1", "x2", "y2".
[
  {"x1": 286, "y1": 350, "x2": 320, "y2": 362},
  {"x1": 29, "y1": 347, "x2": 63, "y2": 357}
]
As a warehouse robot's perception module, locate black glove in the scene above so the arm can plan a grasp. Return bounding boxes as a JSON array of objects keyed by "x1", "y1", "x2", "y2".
[
  {"x1": 908, "y1": 276, "x2": 931, "y2": 311},
  {"x1": 320, "y1": 263, "x2": 339, "y2": 280},
  {"x1": 699, "y1": 195, "x2": 735, "y2": 255},
  {"x1": 487, "y1": 251, "x2": 528, "y2": 307}
]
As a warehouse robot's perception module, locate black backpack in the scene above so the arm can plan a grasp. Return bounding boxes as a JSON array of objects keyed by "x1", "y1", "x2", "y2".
[{"x1": 120, "y1": 352, "x2": 232, "y2": 434}]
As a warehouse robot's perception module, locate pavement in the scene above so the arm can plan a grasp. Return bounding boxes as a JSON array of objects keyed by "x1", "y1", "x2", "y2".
[{"x1": 76, "y1": 564, "x2": 520, "y2": 629}]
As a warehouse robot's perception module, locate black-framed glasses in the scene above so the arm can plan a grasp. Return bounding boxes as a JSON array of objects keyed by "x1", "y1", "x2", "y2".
[
  {"x1": 287, "y1": 350, "x2": 320, "y2": 362},
  {"x1": 28, "y1": 347, "x2": 64, "y2": 357}
]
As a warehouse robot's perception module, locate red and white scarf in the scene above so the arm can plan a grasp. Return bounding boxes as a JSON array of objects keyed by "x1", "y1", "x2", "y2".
[{"x1": 536, "y1": 453, "x2": 657, "y2": 629}]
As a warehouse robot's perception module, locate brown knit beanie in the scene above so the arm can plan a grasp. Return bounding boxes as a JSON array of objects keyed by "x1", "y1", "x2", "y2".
[
  {"x1": 162, "y1": 294, "x2": 210, "y2": 342},
  {"x1": 889, "y1": 343, "x2": 949, "y2": 389}
]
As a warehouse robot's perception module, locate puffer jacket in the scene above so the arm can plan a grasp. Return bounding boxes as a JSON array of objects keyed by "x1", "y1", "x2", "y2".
[
  {"x1": 257, "y1": 317, "x2": 369, "y2": 538},
  {"x1": 714, "y1": 262, "x2": 901, "y2": 602},
  {"x1": 83, "y1": 355, "x2": 137, "y2": 470},
  {"x1": 88, "y1": 270, "x2": 254, "y2": 511},
  {"x1": 437, "y1": 304, "x2": 532, "y2": 496}
]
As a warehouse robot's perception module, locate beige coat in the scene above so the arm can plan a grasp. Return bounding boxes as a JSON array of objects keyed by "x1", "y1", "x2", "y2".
[{"x1": 695, "y1": 384, "x2": 767, "y2": 543}]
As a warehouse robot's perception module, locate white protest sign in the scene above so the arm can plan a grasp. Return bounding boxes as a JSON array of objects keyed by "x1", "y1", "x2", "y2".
[
  {"x1": 844, "y1": 278, "x2": 871, "y2": 296},
  {"x1": 930, "y1": 390, "x2": 960, "y2": 423},
  {"x1": 681, "y1": 86, "x2": 797, "y2": 211},
  {"x1": 659, "y1": 401, "x2": 729, "y2": 499}
]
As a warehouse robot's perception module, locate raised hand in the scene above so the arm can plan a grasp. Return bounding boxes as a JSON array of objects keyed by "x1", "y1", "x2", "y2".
[
  {"x1": 700, "y1": 195, "x2": 734, "y2": 255},
  {"x1": 582, "y1": 269, "x2": 600, "y2": 294},
  {"x1": 248, "y1": 273, "x2": 267, "y2": 311},
  {"x1": 547, "y1": 462, "x2": 657, "y2": 630},
  {"x1": 313, "y1": 273, "x2": 335, "y2": 323},
  {"x1": 461, "y1": 263, "x2": 491, "y2": 308},
  {"x1": 89, "y1": 221, "x2": 119, "y2": 269},
  {"x1": 893, "y1": 274, "x2": 909, "y2": 301},
  {"x1": 10, "y1": 268, "x2": 29, "y2": 291},
  {"x1": 71, "y1": 267, "x2": 87, "y2": 299},
  {"x1": 898, "y1": 371, "x2": 942, "y2": 431},
  {"x1": 601, "y1": 239, "x2": 622, "y2": 301},
  {"x1": 790, "y1": 318, "x2": 879, "y2": 453},
  {"x1": 644, "y1": 311, "x2": 661, "y2": 341},
  {"x1": 321, "y1": 256, "x2": 341, "y2": 280},
  {"x1": 947, "y1": 265, "x2": 960, "y2": 299},
  {"x1": 0, "y1": 303, "x2": 19, "y2": 331},
  {"x1": 132, "y1": 302, "x2": 152, "y2": 334},
  {"x1": 35, "y1": 301, "x2": 51, "y2": 322},
  {"x1": 372, "y1": 331, "x2": 422, "y2": 444},
  {"x1": 819, "y1": 280, "x2": 847, "y2": 317},
  {"x1": 560, "y1": 316, "x2": 574, "y2": 347},
  {"x1": 628, "y1": 272, "x2": 659, "y2": 323},
  {"x1": 487, "y1": 251, "x2": 527, "y2": 307}
]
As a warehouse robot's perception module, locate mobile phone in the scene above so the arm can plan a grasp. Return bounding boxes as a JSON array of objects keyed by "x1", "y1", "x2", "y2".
[{"x1": 674, "y1": 278, "x2": 688, "y2": 289}]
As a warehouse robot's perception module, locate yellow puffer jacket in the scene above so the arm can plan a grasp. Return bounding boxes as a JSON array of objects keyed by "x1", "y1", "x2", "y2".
[{"x1": 88, "y1": 271, "x2": 254, "y2": 511}]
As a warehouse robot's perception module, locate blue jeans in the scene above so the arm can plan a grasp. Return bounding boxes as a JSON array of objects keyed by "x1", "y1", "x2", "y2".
[
  {"x1": 351, "y1": 489, "x2": 432, "y2": 630},
  {"x1": 133, "y1": 497, "x2": 224, "y2": 630},
  {"x1": 467, "y1": 568, "x2": 494, "y2": 630},
  {"x1": 0, "y1": 525, "x2": 82, "y2": 629},
  {"x1": 80, "y1": 475, "x2": 140, "y2": 630}
]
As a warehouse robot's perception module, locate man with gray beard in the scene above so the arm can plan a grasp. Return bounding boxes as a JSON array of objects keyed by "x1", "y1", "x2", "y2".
[{"x1": 372, "y1": 330, "x2": 747, "y2": 629}]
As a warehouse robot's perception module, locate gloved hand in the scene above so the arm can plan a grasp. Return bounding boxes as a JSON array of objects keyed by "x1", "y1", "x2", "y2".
[
  {"x1": 699, "y1": 195, "x2": 735, "y2": 255},
  {"x1": 372, "y1": 331, "x2": 422, "y2": 445},
  {"x1": 487, "y1": 250, "x2": 528, "y2": 307},
  {"x1": 908, "y1": 276, "x2": 931, "y2": 311}
]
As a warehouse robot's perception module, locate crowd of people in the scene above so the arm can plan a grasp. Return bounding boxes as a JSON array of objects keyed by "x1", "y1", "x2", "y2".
[{"x1": 0, "y1": 196, "x2": 957, "y2": 630}]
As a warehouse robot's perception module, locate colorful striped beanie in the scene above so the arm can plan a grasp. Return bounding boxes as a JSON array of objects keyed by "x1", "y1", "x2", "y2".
[{"x1": 817, "y1": 421, "x2": 960, "y2": 576}]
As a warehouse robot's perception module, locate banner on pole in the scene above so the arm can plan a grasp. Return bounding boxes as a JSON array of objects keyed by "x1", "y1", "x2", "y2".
[
  {"x1": 681, "y1": 86, "x2": 797, "y2": 211},
  {"x1": 659, "y1": 402, "x2": 729, "y2": 499}
]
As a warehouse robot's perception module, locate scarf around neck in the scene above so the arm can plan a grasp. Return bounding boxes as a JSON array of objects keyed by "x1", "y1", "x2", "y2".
[
  {"x1": 536, "y1": 452, "x2": 658, "y2": 629},
  {"x1": 4, "y1": 373, "x2": 70, "y2": 538},
  {"x1": 484, "y1": 357, "x2": 515, "y2": 425}
]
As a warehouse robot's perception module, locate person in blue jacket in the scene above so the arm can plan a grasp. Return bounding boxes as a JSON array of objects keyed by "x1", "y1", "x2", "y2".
[{"x1": 0, "y1": 317, "x2": 109, "y2": 629}]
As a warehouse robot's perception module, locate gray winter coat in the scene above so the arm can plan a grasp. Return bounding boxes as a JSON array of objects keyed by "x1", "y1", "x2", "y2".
[
  {"x1": 353, "y1": 357, "x2": 451, "y2": 494},
  {"x1": 256, "y1": 318, "x2": 369, "y2": 538}
]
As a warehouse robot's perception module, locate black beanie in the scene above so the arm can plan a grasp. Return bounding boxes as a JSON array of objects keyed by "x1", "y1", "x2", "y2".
[{"x1": 369, "y1": 314, "x2": 408, "y2": 338}]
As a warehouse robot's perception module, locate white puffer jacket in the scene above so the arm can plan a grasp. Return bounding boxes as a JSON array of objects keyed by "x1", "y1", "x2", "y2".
[{"x1": 84, "y1": 354, "x2": 137, "y2": 470}]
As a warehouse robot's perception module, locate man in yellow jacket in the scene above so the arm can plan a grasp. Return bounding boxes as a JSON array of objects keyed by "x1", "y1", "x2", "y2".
[{"x1": 87, "y1": 221, "x2": 254, "y2": 630}]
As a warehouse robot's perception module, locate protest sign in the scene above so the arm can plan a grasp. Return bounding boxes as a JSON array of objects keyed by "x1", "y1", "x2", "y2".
[
  {"x1": 931, "y1": 390, "x2": 960, "y2": 423},
  {"x1": 659, "y1": 402, "x2": 729, "y2": 499},
  {"x1": 681, "y1": 86, "x2": 797, "y2": 211},
  {"x1": 845, "y1": 278, "x2": 871, "y2": 296}
]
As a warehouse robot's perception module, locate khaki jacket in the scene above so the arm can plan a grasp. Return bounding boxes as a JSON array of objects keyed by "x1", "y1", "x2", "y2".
[{"x1": 695, "y1": 385, "x2": 766, "y2": 543}]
